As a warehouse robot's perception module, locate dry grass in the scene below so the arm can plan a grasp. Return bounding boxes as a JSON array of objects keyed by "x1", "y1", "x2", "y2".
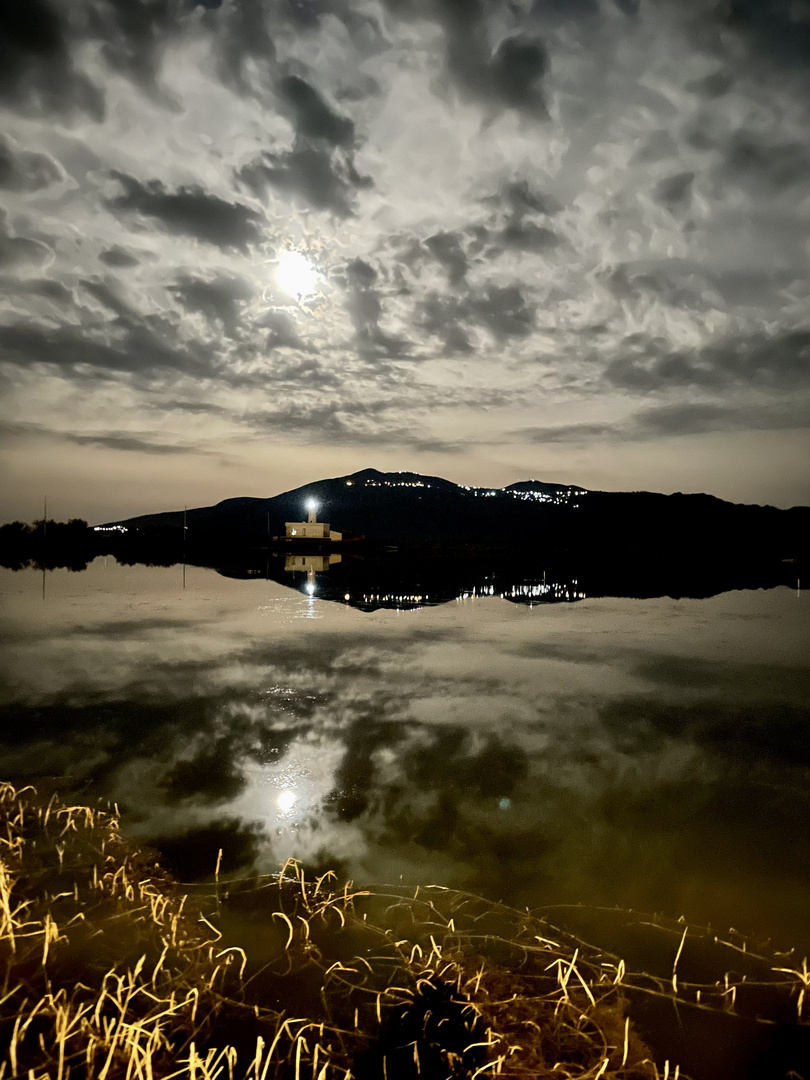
[{"x1": 1, "y1": 783, "x2": 807, "y2": 1080}]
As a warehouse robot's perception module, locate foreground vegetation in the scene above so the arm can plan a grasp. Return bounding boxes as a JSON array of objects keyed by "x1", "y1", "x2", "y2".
[{"x1": 1, "y1": 783, "x2": 808, "y2": 1079}]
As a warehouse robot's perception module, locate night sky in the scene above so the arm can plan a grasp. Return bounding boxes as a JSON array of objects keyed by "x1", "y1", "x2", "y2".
[{"x1": 1, "y1": 0, "x2": 809, "y2": 523}]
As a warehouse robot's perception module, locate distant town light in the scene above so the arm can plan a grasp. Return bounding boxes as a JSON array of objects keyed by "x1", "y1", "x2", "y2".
[{"x1": 305, "y1": 582, "x2": 316, "y2": 596}]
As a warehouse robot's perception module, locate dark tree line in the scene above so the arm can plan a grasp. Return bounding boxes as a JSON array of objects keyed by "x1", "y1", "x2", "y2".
[
  {"x1": 0, "y1": 519, "x2": 95, "y2": 570},
  {"x1": 0, "y1": 519, "x2": 190, "y2": 570}
]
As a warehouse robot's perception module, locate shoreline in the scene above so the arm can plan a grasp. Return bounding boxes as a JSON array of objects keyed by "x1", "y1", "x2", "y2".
[{"x1": 2, "y1": 783, "x2": 808, "y2": 1079}]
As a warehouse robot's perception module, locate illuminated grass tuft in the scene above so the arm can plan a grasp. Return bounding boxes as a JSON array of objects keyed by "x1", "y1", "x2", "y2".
[{"x1": 1, "y1": 783, "x2": 807, "y2": 1079}]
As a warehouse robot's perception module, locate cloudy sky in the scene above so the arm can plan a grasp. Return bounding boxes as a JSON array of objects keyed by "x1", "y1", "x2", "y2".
[{"x1": 1, "y1": 0, "x2": 809, "y2": 522}]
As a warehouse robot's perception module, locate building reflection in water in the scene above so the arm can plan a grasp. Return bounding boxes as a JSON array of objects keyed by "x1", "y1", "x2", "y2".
[
  {"x1": 284, "y1": 554, "x2": 342, "y2": 599},
  {"x1": 284, "y1": 555, "x2": 343, "y2": 573},
  {"x1": 280, "y1": 554, "x2": 585, "y2": 610}
]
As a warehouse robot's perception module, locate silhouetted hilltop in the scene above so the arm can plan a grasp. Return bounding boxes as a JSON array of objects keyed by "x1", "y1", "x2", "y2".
[{"x1": 102, "y1": 468, "x2": 808, "y2": 560}]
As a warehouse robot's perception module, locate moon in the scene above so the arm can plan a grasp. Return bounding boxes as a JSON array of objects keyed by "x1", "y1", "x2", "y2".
[
  {"x1": 276, "y1": 250, "x2": 320, "y2": 301},
  {"x1": 277, "y1": 789, "x2": 296, "y2": 813}
]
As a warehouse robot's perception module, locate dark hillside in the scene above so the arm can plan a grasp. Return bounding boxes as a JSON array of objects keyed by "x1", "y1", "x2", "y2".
[{"x1": 103, "y1": 468, "x2": 809, "y2": 560}]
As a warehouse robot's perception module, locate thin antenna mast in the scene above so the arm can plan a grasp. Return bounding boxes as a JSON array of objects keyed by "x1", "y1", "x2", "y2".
[{"x1": 42, "y1": 496, "x2": 47, "y2": 601}]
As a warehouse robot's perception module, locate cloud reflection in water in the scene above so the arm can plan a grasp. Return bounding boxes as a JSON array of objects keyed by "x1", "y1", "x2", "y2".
[{"x1": 0, "y1": 560, "x2": 808, "y2": 950}]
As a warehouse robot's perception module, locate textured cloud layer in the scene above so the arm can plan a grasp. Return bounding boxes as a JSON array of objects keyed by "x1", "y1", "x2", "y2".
[{"x1": 1, "y1": 0, "x2": 809, "y2": 513}]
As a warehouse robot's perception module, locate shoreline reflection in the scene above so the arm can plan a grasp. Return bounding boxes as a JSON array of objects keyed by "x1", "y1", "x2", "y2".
[
  {"x1": 218, "y1": 551, "x2": 800, "y2": 612},
  {"x1": 0, "y1": 559, "x2": 808, "y2": 961}
]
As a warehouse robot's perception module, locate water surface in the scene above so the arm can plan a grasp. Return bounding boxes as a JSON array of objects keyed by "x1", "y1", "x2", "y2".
[{"x1": 1, "y1": 558, "x2": 808, "y2": 954}]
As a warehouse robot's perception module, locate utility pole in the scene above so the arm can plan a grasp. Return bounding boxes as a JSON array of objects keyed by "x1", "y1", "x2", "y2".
[{"x1": 42, "y1": 496, "x2": 48, "y2": 601}]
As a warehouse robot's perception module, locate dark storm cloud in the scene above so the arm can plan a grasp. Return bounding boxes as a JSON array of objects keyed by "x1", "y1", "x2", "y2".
[
  {"x1": 4, "y1": 0, "x2": 190, "y2": 108},
  {"x1": 238, "y1": 146, "x2": 371, "y2": 217},
  {"x1": 0, "y1": 137, "x2": 61, "y2": 192},
  {"x1": 395, "y1": 227, "x2": 484, "y2": 283},
  {"x1": 345, "y1": 275, "x2": 382, "y2": 336},
  {"x1": 261, "y1": 310, "x2": 309, "y2": 350},
  {"x1": 232, "y1": 58, "x2": 369, "y2": 217},
  {"x1": 685, "y1": 69, "x2": 734, "y2": 99},
  {"x1": 477, "y1": 180, "x2": 566, "y2": 253},
  {"x1": 242, "y1": 396, "x2": 461, "y2": 451},
  {"x1": 244, "y1": 400, "x2": 418, "y2": 447},
  {"x1": 0, "y1": 211, "x2": 52, "y2": 269},
  {"x1": 271, "y1": 356, "x2": 337, "y2": 382},
  {"x1": 425, "y1": 232, "x2": 468, "y2": 285},
  {"x1": 721, "y1": 134, "x2": 810, "y2": 195},
  {"x1": 653, "y1": 171, "x2": 694, "y2": 212},
  {"x1": 724, "y1": 0, "x2": 810, "y2": 68},
  {"x1": 284, "y1": 0, "x2": 383, "y2": 40},
  {"x1": 500, "y1": 181, "x2": 561, "y2": 219},
  {"x1": 603, "y1": 262, "x2": 717, "y2": 312},
  {"x1": 630, "y1": 128, "x2": 681, "y2": 163},
  {"x1": 163, "y1": 400, "x2": 232, "y2": 417},
  {"x1": 487, "y1": 33, "x2": 549, "y2": 112},
  {"x1": 405, "y1": 0, "x2": 549, "y2": 117},
  {"x1": 0, "y1": 0, "x2": 104, "y2": 119},
  {"x1": 90, "y1": 0, "x2": 182, "y2": 98},
  {"x1": 65, "y1": 431, "x2": 203, "y2": 455},
  {"x1": 106, "y1": 173, "x2": 265, "y2": 250},
  {"x1": 200, "y1": 0, "x2": 378, "y2": 98},
  {"x1": 98, "y1": 246, "x2": 140, "y2": 268},
  {"x1": 203, "y1": 0, "x2": 277, "y2": 93},
  {"x1": 418, "y1": 294, "x2": 474, "y2": 354},
  {"x1": 601, "y1": 258, "x2": 804, "y2": 315},
  {"x1": 607, "y1": 329, "x2": 810, "y2": 392},
  {"x1": 79, "y1": 277, "x2": 141, "y2": 319},
  {"x1": 630, "y1": 400, "x2": 810, "y2": 437},
  {"x1": 345, "y1": 257, "x2": 377, "y2": 289},
  {"x1": 0, "y1": 418, "x2": 205, "y2": 456},
  {"x1": 500, "y1": 221, "x2": 562, "y2": 252},
  {"x1": 415, "y1": 281, "x2": 535, "y2": 350},
  {"x1": 517, "y1": 421, "x2": 614, "y2": 444},
  {"x1": 467, "y1": 284, "x2": 536, "y2": 341},
  {"x1": 516, "y1": 398, "x2": 810, "y2": 445},
  {"x1": 170, "y1": 275, "x2": 254, "y2": 339},
  {"x1": 0, "y1": 277, "x2": 72, "y2": 304},
  {"x1": 0, "y1": 317, "x2": 208, "y2": 380},
  {"x1": 277, "y1": 74, "x2": 354, "y2": 147},
  {"x1": 341, "y1": 257, "x2": 412, "y2": 358}
]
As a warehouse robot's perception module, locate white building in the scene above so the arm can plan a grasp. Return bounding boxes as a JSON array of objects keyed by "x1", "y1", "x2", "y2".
[{"x1": 285, "y1": 502, "x2": 342, "y2": 542}]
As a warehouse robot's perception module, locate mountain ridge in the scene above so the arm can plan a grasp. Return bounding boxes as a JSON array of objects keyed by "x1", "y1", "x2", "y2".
[{"x1": 101, "y1": 468, "x2": 809, "y2": 559}]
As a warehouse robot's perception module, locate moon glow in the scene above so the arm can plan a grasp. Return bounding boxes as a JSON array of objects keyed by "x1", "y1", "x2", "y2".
[{"x1": 276, "y1": 250, "x2": 319, "y2": 301}]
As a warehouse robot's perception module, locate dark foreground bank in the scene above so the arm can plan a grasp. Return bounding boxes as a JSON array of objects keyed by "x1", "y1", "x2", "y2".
[{"x1": 1, "y1": 784, "x2": 808, "y2": 1080}]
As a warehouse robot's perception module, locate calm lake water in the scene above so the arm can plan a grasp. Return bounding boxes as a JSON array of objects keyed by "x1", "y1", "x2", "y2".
[{"x1": 1, "y1": 557, "x2": 809, "y2": 954}]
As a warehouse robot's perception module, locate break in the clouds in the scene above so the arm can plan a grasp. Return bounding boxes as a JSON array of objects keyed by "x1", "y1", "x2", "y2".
[{"x1": 1, "y1": 0, "x2": 809, "y2": 517}]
